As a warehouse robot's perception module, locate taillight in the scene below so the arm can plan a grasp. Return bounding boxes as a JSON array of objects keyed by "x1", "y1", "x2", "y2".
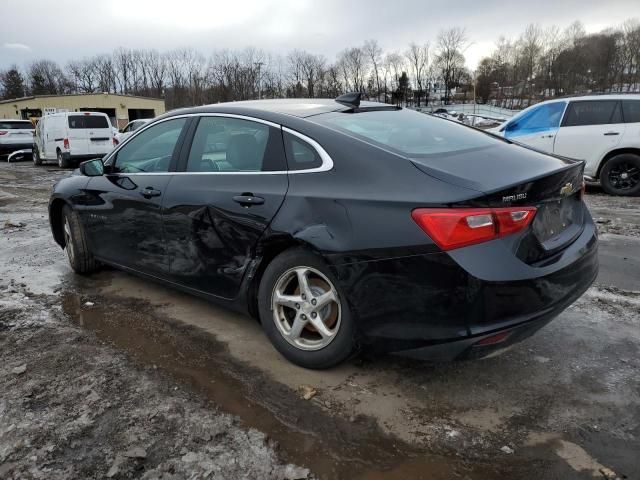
[
  {"x1": 0, "y1": 131, "x2": 8, "y2": 136},
  {"x1": 412, "y1": 207, "x2": 537, "y2": 251},
  {"x1": 113, "y1": 137, "x2": 118, "y2": 146},
  {"x1": 63, "y1": 138, "x2": 70, "y2": 149}
]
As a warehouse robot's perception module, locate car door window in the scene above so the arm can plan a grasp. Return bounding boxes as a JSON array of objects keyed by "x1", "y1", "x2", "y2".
[
  {"x1": 114, "y1": 118, "x2": 186, "y2": 173},
  {"x1": 186, "y1": 116, "x2": 285, "y2": 172},
  {"x1": 562, "y1": 101, "x2": 619, "y2": 127},
  {"x1": 622, "y1": 100, "x2": 640, "y2": 123},
  {"x1": 505, "y1": 102, "x2": 566, "y2": 136}
]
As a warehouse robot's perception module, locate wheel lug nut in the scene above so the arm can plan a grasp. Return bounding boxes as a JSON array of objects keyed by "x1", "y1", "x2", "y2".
[
  {"x1": 295, "y1": 303, "x2": 300, "y2": 309},
  {"x1": 301, "y1": 294, "x2": 306, "y2": 300},
  {"x1": 311, "y1": 299, "x2": 317, "y2": 305},
  {"x1": 311, "y1": 312, "x2": 317, "y2": 318},
  {"x1": 301, "y1": 314, "x2": 307, "y2": 320}
]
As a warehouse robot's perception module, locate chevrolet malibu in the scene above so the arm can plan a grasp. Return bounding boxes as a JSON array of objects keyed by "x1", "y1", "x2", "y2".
[{"x1": 48, "y1": 94, "x2": 598, "y2": 369}]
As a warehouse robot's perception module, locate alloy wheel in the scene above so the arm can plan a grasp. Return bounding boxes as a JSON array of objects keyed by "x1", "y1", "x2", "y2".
[
  {"x1": 271, "y1": 266, "x2": 341, "y2": 351},
  {"x1": 64, "y1": 217, "x2": 75, "y2": 264},
  {"x1": 608, "y1": 161, "x2": 640, "y2": 191}
]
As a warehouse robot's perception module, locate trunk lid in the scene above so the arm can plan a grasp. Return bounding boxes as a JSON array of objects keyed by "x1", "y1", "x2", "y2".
[{"x1": 411, "y1": 143, "x2": 586, "y2": 263}]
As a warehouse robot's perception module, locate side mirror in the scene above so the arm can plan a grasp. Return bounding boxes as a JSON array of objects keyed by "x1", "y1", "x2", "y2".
[
  {"x1": 79, "y1": 158, "x2": 105, "y2": 177},
  {"x1": 118, "y1": 128, "x2": 124, "y2": 133}
]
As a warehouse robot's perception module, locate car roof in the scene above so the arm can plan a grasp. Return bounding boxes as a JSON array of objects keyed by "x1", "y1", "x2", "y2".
[
  {"x1": 542, "y1": 94, "x2": 640, "y2": 104},
  {"x1": 46, "y1": 111, "x2": 109, "y2": 118},
  {"x1": 163, "y1": 98, "x2": 390, "y2": 120}
]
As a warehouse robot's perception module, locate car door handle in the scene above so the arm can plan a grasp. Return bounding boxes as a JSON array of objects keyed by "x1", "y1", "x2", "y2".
[
  {"x1": 603, "y1": 131, "x2": 620, "y2": 136},
  {"x1": 141, "y1": 188, "x2": 161, "y2": 198},
  {"x1": 541, "y1": 134, "x2": 555, "y2": 138},
  {"x1": 233, "y1": 194, "x2": 264, "y2": 207}
]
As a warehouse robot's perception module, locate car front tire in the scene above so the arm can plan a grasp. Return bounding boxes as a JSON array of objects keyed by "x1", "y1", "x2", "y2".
[
  {"x1": 258, "y1": 248, "x2": 358, "y2": 369},
  {"x1": 600, "y1": 153, "x2": 640, "y2": 196},
  {"x1": 62, "y1": 205, "x2": 99, "y2": 274}
]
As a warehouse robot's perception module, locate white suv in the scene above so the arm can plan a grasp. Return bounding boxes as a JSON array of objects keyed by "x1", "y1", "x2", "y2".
[
  {"x1": 114, "y1": 119, "x2": 150, "y2": 145},
  {"x1": 0, "y1": 120, "x2": 34, "y2": 157},
  {"x1": 494, "y1": 95, "x2": 640, "y2": 196}
]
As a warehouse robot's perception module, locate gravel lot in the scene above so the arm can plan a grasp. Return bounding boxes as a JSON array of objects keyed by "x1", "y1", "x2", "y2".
[{"x1": 1, "y1": 162, "x2": 638, "y2": 480}]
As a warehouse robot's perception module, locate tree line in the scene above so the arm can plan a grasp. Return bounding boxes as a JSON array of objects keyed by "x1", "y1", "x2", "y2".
[{"x1": 0, "y1": 19, "x2": 638, "y2": 112}]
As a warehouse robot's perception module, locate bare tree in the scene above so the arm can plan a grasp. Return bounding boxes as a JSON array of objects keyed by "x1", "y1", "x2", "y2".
[
  {"x1": 364, "y1": 40, "x2": 383, "y2": 101},
  {"x1": 435, "y1": 27, "x2": 468, "y2": 103},
  {"x1": 405, "y1": 42, "x2": 429, "y2": 106},
  {"x1": 28, "y1": 60, "x2": 68, "y2": 95}
]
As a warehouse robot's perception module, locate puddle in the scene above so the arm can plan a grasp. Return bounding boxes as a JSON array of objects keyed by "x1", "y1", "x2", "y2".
[{"x1": 60, "y1": 290, "x2": 504, "y2": 480}]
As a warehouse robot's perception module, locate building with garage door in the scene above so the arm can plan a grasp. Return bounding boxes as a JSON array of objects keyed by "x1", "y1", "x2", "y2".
[{"x1": 0, "y1": 93, "x2": 165, "y2": 129}]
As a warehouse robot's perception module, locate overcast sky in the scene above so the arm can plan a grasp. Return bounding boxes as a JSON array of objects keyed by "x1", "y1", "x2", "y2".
[{"x1": 1, "y1": 0, "x2": 638, "y2": 71}]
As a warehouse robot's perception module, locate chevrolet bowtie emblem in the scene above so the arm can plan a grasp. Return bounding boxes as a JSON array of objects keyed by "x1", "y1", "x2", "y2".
[{"x1": 560, "y1": 183, "x2": 574, "y2": 196}]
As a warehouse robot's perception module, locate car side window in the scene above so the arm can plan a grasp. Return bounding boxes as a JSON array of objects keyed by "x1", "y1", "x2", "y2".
[
  {"x1": 186, "y1": 116, "x2": 284, "y2": 172},
  {"x1": 283, "y1": 132, "x2": 323, "y2": 170},
  {"x1": 562, "y1": 101, "x2": 620, "y2": 127},
  {"x1": 622, "y1": 100, "x2": 640, "y2": 124},
  {"x1": 113, "y1": 118, "x2": 186, "y2": 174},
  {"x1": 504, "y1": 102, "x2": 566, "y2": 137}
]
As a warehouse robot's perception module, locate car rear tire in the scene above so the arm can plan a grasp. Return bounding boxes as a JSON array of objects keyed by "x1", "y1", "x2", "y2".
[
  {"x1": 57, "y1": 150, "x2": 70, "y2": 169},
  {"x1": 258, "y1": 248, "x2": 358, "y2": 369},
  {"x1": 62, "y1": 205, "x2": 99, "y2": 274},
  {"x1": 33, "y1": 147, "x2": 42, "y2": 166},
  {"x1": 600, "y1": 154, "x2": 640, "y2": 196}
]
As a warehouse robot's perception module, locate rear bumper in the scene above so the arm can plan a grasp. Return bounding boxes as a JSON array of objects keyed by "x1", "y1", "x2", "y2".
[
  {"x1": 0, "y1": 142, "x2": 33, "y2": 154},
  {"x1": 397, "y1": 275, "x2": 591, "y2": 361},
  {"x1": 331, "y1": 211, "x2": 598, "y2": 358}
]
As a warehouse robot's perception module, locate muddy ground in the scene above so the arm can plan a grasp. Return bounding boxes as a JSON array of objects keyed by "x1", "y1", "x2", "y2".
[{"x1": 0, "y1": 162, "x2": 638, "y2": 480}]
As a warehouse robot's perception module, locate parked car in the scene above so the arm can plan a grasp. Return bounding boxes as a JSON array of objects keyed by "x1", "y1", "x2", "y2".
[
  {"x1": 115, "y1": 119, "x2": 150, "y2": 145},
  {"x1": 48, "y1": 95, "x2": 598, "y2": 369},
  {"x1": 491, "y1": 95, "x2": 640, "y2": 196},
  {"x1": 33, "y1": 112, "x2": 116, "y2": 168},
  {"x1": 0, "y1": 120, "x2": 34, "y2": 157}
]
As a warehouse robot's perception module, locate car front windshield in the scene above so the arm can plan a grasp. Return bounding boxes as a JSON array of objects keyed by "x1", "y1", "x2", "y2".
[{"x1": 311, "y1": 109, "x2": 499, "y2": 157}]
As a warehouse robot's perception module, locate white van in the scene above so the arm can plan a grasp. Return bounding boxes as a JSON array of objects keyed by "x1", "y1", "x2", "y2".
[
  {"x1": 33, "y1": 112, "x2": 115, "y2": 168},
  {"x1": 492, "y1": 95, "x2": 640, "y2": 196}
]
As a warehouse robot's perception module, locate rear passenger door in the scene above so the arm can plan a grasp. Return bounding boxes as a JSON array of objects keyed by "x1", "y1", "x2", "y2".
[
  {"x1": 554, "y1": 100, "x2": 625, "y2": 170},
  {"x1": 621, "y1": 100, "x2": 640, "y2": 147},
  {"x1": 162, "y1": 115, "x2": 288, "y2": 299}
]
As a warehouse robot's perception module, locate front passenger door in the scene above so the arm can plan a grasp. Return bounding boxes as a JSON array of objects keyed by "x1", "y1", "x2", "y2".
[
  {"x1": 503, "y1": 101, "x2": 566, "y2": 153},
  {"x1": 82, "y1": 117, "x2": 188, "y2": 275}
]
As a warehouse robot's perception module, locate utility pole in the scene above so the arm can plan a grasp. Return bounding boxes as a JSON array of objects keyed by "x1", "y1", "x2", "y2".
[{"x1": 255, "y1": 62, "x2": 264, "y2": 100}]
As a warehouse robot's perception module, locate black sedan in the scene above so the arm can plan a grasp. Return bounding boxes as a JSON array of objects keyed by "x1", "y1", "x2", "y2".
[{"x1": 49, "y1": 94, "x2": 598, "y2": 369}]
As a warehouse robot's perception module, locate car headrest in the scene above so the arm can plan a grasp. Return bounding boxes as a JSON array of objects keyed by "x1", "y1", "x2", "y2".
[{"x1": 226, "y1": 134, "x2": 261, "y2": 171}]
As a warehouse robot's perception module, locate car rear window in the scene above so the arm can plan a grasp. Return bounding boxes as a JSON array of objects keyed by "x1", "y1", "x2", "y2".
[
  {"x1": 68, "y1": 115, "x2": 109, "y2": 129},
  {"x1": 311, "y1": 109, "x2": 497, "y2": 157},
  {"x1": 0, "y1": 121, "x2": 33, "y2": 129}
]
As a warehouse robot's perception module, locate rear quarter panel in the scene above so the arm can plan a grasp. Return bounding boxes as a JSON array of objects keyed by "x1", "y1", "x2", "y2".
[{"x1": 268, "y1": 119, "x2": 484, "y2": 263}]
